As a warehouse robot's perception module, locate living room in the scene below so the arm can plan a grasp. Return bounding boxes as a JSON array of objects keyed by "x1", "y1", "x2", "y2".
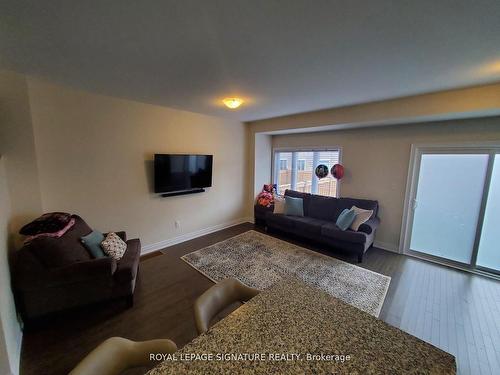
[{"x1": 1, "y1": 1, "x2": 500, "y2": 375}]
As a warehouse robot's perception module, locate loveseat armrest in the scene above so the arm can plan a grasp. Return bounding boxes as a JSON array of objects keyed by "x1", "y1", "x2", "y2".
[
  {"x1": 114, "y1": 238, "x2": 141, "y2": 284},
  {"x1": 17, "y1": 257, "x2": 117, "y2": 291},
  {"x1": 358, "y1": 217, "x2": 380, "y2": 235}
]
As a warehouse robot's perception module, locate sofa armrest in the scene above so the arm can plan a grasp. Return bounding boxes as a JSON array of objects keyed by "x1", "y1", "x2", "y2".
[
  {"x1": 358, "y1": 217, "x2": 380, "y2": 235},
  {"x1": 104, "y1": 231, "x2": 127, "y2": 242},
  {"x1": 114, "y1": 238, "x2": 141, "y2": 284},
  {"x1": 16, "y1": 257, "x2": 117, "y2": 291}
]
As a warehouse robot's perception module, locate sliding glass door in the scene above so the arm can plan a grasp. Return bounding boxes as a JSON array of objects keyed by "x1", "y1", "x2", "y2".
[
  {"x1": 476, "y1": 155, "x2": 500, "y2": 272},
  {"x1": 403, "y1": 145, "x2": 500, "y2": 275}
]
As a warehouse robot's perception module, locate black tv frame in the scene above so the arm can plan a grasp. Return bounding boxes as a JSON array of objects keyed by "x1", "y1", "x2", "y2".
[{"x1": 154, "y1": 154, "x2": 212, "y2": 197}]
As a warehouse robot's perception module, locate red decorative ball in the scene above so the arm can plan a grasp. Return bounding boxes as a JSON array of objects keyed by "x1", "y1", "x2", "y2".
[{"x1": 331, "y1": 164, "x2": 344, "y2": 179}]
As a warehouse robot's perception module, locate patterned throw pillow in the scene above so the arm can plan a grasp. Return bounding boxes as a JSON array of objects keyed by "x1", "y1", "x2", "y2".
[{"x1": 101, "y1": 232, "x2": 127, "y2": 260}]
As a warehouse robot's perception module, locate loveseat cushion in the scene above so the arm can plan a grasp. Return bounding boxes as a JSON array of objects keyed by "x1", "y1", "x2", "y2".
[
  {"x1": 287, "y1": 217, "x2": 328, "y2": 235},
  {"x1": 321, "y1": 223, "x2": 368, "y2": 244}
]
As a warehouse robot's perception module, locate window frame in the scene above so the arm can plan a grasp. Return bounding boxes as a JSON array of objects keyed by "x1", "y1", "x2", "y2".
[
  {"x1": 272, "y1": 146, "x2": 342, "y2": 197},
  {"x1": 399, "y1": 142, "x2": 500, "y2": 280},
  {"x1": 279, "y1": 159, "x2": 288, "y2": 171}
]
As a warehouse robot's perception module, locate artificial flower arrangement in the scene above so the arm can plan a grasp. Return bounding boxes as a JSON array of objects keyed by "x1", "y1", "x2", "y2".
[{"x1": 256, "y1": 184, "x2": 277, "y2": 207}]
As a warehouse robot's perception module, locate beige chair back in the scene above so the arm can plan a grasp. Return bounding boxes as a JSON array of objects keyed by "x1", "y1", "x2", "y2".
[
  {"x1": 194, "y1": 278, "x2": 260, "y2": 334},
  {"x1": 70, "y1": 337, "x2": 177, "y2": 375}
]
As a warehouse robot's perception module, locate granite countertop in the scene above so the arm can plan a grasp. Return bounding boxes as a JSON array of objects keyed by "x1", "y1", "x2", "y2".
[{"x1": 148, "y1": 278, "x2": 456, "y2": 374}]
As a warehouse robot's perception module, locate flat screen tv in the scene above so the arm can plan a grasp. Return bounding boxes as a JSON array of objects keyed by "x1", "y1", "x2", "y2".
[{"x1": 154, "y1": 154, "x2": 213, "y2": 194}]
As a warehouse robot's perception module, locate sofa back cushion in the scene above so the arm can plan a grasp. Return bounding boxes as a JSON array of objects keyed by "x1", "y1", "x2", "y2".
[
  {"x1": 29, "y1": 215, "x2": 93, "y2": 268},
  {"x1": 284, "y1": 190, "x2": 311, "y2": 216},
  {"x1": 337, "y1": 198, "x2": 378, "y2": 219},
  {"x1": 284, "y1": 190, "x2": 379, "y2": 221},
  {"x1": 307, "y1": 194, "x2": 341, "y2": 221}
]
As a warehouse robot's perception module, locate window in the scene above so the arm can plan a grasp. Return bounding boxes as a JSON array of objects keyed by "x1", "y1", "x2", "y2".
[{"x1": 273, "y1": 149, "x2": 341, "y2": 197}]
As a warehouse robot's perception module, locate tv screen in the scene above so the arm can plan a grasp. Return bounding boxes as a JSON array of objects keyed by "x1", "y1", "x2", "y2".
[{"x1": 154, "y1": 154, "x2": 213, "y2": 193}]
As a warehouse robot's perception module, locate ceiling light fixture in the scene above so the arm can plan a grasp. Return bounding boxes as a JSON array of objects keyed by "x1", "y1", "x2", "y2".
[{"x1": 222, "y1": 97, "x2": 244, "y2": 109}]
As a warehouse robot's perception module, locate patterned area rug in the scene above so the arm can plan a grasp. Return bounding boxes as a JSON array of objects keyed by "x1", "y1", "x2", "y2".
[{"x1": 182, "y1": 230, "x2": 390, "y2": 317}]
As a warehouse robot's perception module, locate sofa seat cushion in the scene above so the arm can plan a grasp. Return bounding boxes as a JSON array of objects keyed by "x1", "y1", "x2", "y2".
[
  {"x1": 286, "y1": 217, "x2": 328, "y2": 235},
  {"x1": 321, "y1": 223, "x2": 368, "y2": 244},
  {"x1": 265, "y1": 213, "x2": 296, "y2": 229}
]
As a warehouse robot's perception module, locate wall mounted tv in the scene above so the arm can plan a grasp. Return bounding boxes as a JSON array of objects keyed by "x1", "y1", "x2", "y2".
[{"x1": 154, "y1": 154, "x2": 213, "y2": 197}]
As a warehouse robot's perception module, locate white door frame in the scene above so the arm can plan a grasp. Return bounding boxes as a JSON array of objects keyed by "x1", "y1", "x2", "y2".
[{"x1": 399, "y1": 142, "x2": 500, "y2": 277}]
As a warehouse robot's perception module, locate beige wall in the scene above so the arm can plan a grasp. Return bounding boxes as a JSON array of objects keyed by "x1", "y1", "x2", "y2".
[
  {"x1": 0, "y1": 71, "x2": 43, "y2": 233},
  {"x1": 253, "y1": 134, "x2": 272, "y2": 199},
  {"x1": 0, "y1": 158, "x2": 22, "y2": 375},
  {"x1": 272, "y1": 117, "x2": 500, "y2": 250},
  {"x1": 248, "y1": 82, "x2": 500, "y2": 133},
  {"x1": 0, "y1": 70, "x2": 43, "y2": 375},
  {"x1": 27, "y1": 77, "x2": 248, "y2": 251}
]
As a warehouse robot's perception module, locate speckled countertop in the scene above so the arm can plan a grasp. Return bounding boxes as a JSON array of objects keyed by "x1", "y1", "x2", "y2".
[{"x1": 148, "y1": 278, "x2": 456, "y2": 374}]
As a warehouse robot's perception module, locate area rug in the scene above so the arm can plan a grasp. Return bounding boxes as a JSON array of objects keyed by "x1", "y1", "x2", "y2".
[{"x1": 181, "y1": 230, "x2": 391, "y2": 317}]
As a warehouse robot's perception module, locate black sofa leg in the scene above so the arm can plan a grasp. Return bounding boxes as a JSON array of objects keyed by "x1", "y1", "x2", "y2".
[
  {"x1": 126, "y1": 294, "x2": 134, "y2": 308},
  {"x1": 357, "y1": 254, "x2": 363, "y2": 263}
]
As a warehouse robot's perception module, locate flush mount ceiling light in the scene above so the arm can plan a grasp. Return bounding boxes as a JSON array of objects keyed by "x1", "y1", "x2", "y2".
[{"x1": 222, "y1": 97, "x2": 244, "y2": 109}]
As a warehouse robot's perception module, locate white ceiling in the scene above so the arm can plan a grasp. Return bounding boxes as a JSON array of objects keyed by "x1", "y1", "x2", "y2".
[{"x1": 1, "y1": 0, "x2": 499, "y2": 122}]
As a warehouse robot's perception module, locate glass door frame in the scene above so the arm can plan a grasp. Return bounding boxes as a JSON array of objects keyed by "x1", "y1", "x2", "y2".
[{"x1": 400, "y1": 142, "x2": 500, "y2": 278}]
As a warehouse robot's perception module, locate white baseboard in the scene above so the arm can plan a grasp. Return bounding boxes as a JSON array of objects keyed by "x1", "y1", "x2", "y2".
[
  {"x1": 141, "y1": 217, "x2": 253, "y2": 254},
  {"x1": 373, "y1": 240, "x2": 400, "y2": 254}
]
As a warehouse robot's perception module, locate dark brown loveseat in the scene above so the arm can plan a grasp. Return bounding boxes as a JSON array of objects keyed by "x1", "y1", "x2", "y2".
[{"x1": 13, "y1": 215, "x2": 140, "y2": 321}]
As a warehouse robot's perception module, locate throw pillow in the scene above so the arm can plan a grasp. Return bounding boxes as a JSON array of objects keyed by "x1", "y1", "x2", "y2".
[
  {"x1": 284, "y1": 196, "x2": 304, "y2": 216},
  {"x1": 336, "y1": 208, "x2": 357, "y2": 231},
  {"x1": 101, "y1": 232, "x2": 127, "y2": 261},
  {"x1": 19, "y1": 212, "x2": 72, "y2": 236},
  {"x1": 273, "y1": 195, "x2": 285, "y2": 214},
  {"x1": 350, "y1": 206, "x2": 374, "y2": 231},
  {"x1": 81, "y1": 230, "x2": 106, "y2": 258}
]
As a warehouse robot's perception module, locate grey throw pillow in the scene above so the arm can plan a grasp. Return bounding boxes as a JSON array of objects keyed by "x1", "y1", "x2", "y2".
[{"x1": 81, "y1": 230, "x2": 106, "y2": 258}]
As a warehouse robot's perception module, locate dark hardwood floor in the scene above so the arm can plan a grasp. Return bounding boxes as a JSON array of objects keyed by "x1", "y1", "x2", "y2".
[{"x1": 20, "y1": 223, "x2": 500, "y2": 375}]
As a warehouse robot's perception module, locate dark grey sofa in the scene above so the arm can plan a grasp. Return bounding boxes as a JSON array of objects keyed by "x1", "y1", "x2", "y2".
[{"x1": 262, "y1": 190, "x2": 380, "y2": 262}]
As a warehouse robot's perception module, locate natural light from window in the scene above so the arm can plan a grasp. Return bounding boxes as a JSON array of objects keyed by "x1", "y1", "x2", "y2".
[{"x1": 274, "y1": 149, "x2": 340, "y2": 197}]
